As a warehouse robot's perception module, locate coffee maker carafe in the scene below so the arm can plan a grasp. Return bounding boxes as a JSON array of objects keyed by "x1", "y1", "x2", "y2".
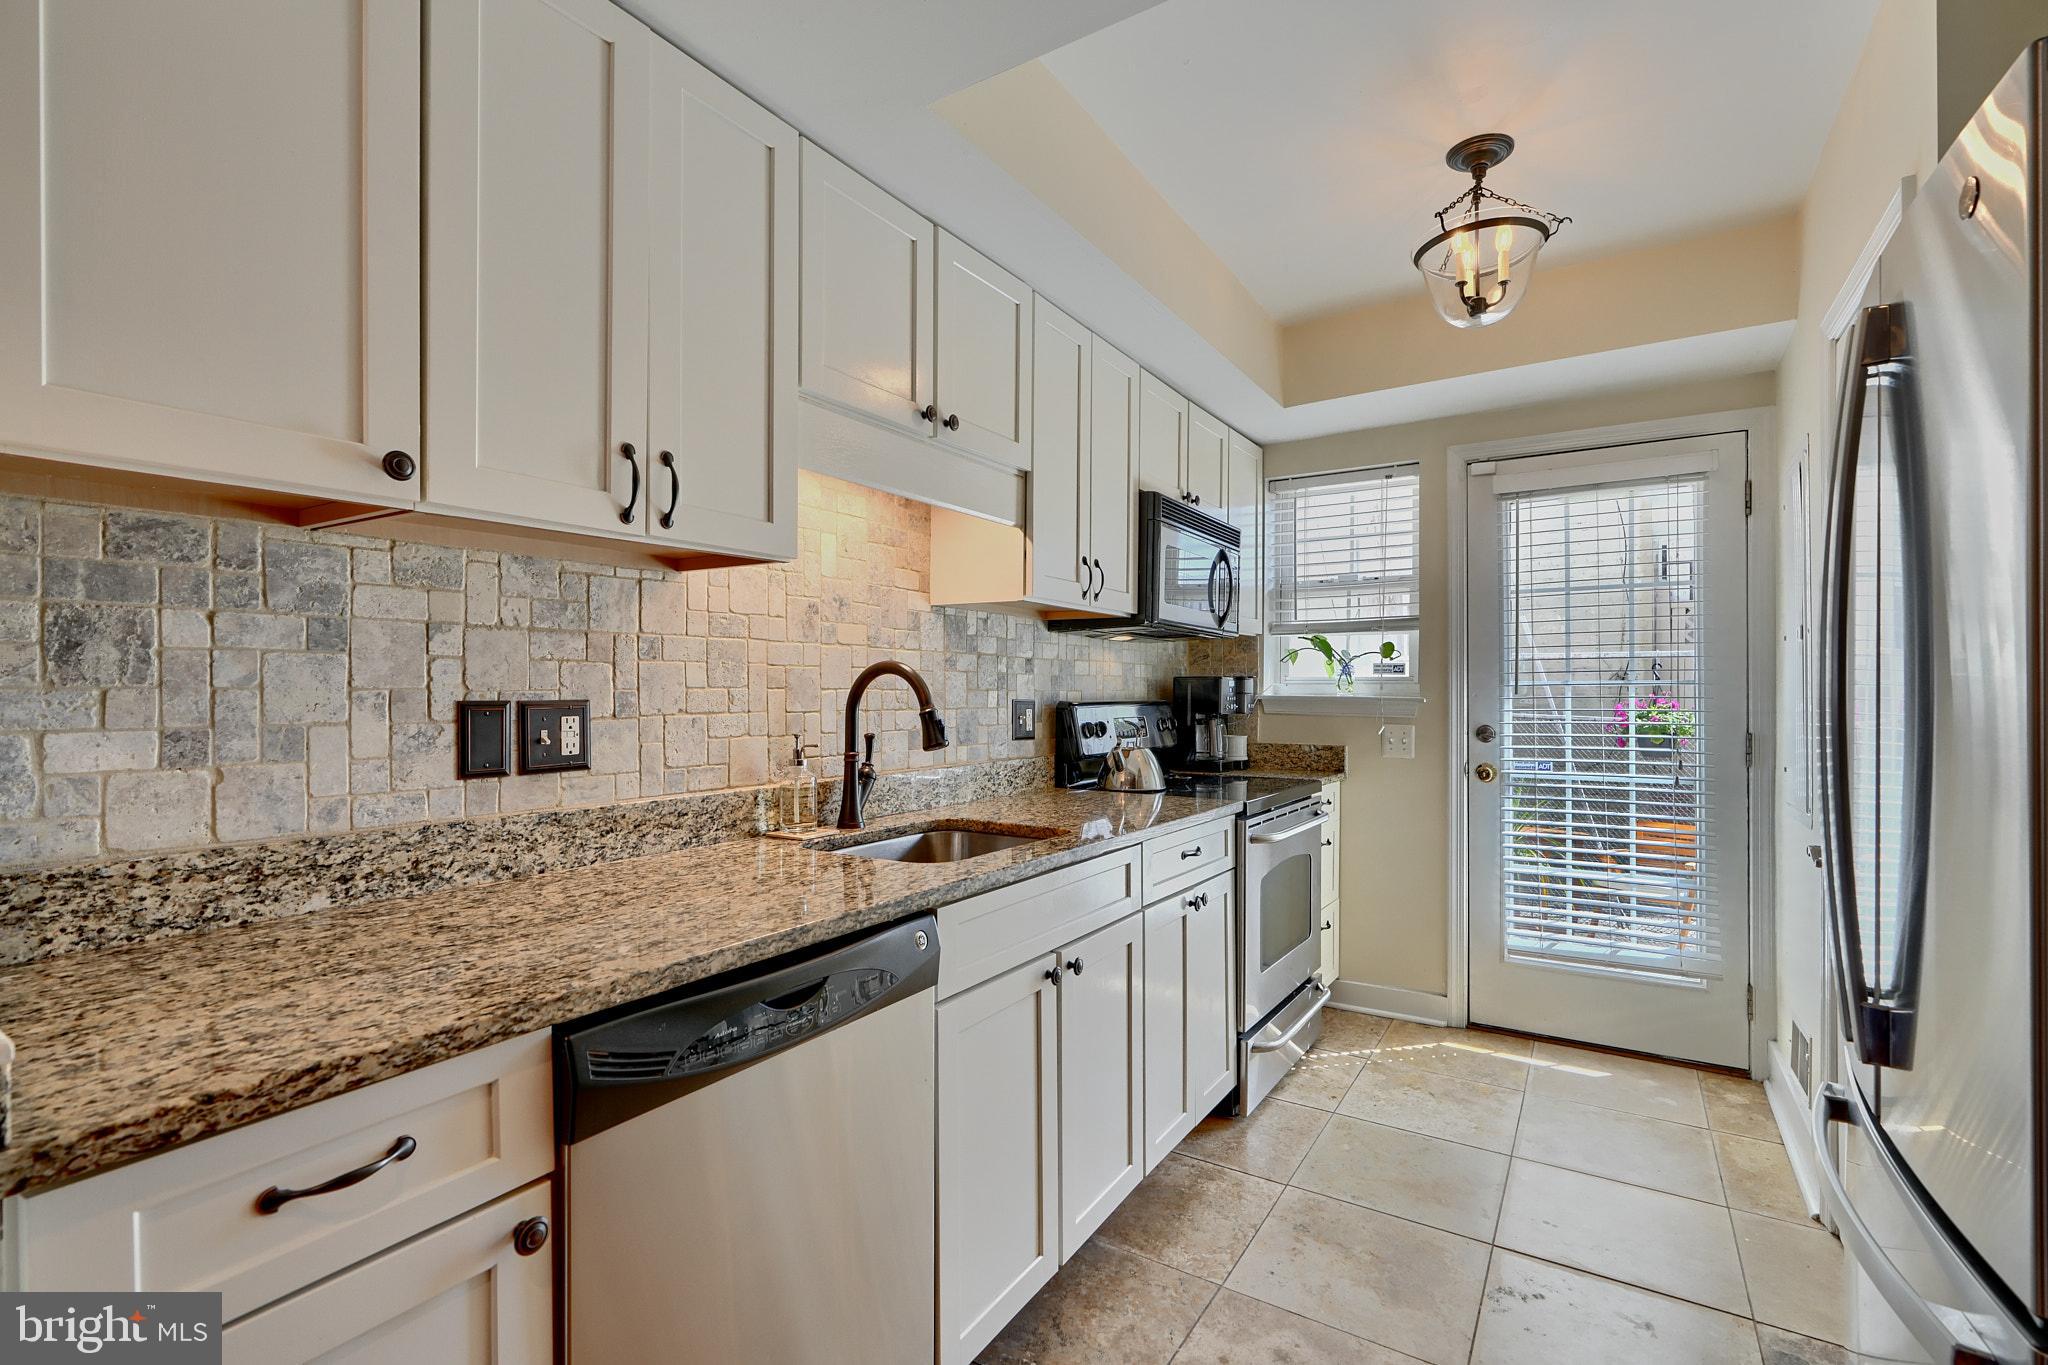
[{"x1": 1171, "y1": 675, "x2": 1255, "y2": 771}]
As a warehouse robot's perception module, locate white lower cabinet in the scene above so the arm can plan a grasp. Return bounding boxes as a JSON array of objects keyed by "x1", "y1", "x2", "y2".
[
  {"x1": 937, "y1": 953, "x2": 1062, "y2": 1365},
  {"x1": 1142, "y1": 869, "x2": 1235, "y2": 1171},
  {"x1": 1057, "y1": 913, "x2": 1145, "y2": 1259},
  {"x1": 221, "y1": 1180, "x2": 552, "y2": 1365}
]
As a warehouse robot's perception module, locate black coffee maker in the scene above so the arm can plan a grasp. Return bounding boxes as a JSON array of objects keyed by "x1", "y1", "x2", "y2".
[{"x1": 1169, "y1": 674, "x2": 1256, "y2": 772}]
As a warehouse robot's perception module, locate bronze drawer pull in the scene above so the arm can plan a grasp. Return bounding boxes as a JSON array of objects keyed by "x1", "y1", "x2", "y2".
[{"x1": 257, "y1": 1135, "x2": 416, "y2": 1214}]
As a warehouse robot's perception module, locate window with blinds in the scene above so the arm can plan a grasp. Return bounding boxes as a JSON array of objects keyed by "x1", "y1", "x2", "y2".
[
  {"x1": 1496, "y1": 474, "x2": 1721, "y2": 979},
  {"x1": 1266, "y1": 464, "x2": 1422, "y2": 692}
]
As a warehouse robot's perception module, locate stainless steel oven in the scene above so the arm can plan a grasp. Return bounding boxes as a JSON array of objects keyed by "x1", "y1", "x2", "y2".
[
  {"x1": 1047, "y1": 492, "x2": 1240, "y2": 640},
  {"x1": 1237, "y1": 791, "x2": 1332, "y2": 1112}
]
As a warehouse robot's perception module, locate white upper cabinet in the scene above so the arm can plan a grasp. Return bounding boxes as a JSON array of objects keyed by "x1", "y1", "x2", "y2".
[
  {"x1": 425, "y1": 0, "x2": 650, "y2": 537},
  {"x1": 1088, "y1": 340, "x2": 1141, "y2": 616},
  {"x1": 646, "y1": 42, "x2": 798, "y2": 561},
  {"x1": 935, "y1": 231, "x2": 1033, "y2": 470},
  {"x1": 798, "y1": 142, "x2": 936, "y2": 439},
  {"x1": 1185, "y1": 403, "x2": 1228, "y2": 513},
  {"x1": 1136, "y1": 371, "x2": 1189, "y2": 501},
  {"x1": 1225, "y1": 428, "x2": 1264, "y2": 636},
  {"x1": 1027, "y1": 298, "x2": 1091, "y2": 607},
  {"x1": 0, "y1": 0, "x2": 422, "y2": 503}
]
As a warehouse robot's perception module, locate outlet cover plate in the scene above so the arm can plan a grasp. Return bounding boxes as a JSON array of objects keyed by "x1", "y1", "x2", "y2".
[
  {"x1": 456, "y1": 700, "x2": 511, "y2": 779},
  {"x1": 519, "y1": 699, "x2": 592, "y2": 774},
  {"x1": 1010, "y1": 699, "x2": 1036, "y2": 741}
]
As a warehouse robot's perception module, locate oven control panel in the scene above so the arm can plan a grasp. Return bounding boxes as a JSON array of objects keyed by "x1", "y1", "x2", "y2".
[{"x1": 1055, "y1": 701, "x2": 1178, "y2": 785}]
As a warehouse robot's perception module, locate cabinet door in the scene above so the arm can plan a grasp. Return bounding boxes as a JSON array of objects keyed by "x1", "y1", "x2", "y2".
[
  {"x1": 1142, "y1": 893, "x2": 1194, "y2": 1172},
  {"x1": 425, "y1": 0, "x2": 649, "y2": 535},
  {"x1": 1058, "y1": 913, "x2": 1143, "y2": 1261},
  {"x1": 1226, "y1": 428, "x2": 1264, "y2": 635},
  {"x1": 1027, "y1": 298, "x2": 1091, "y2": 607},
  {"x1": 1137, "y1": 370, "x2": 1188, "y2": 498},
  {"x1": 938, "y1": 956, "x2": 1059, "y2": 1365},
  {"x1": 221, "y1": 1181, "x2": 551, "y2": 1365},
  {"x1": 1187, "y1": 874, "x2": 1237, "y2": 1117},
  {"x1": 647, "y1": 42, "x2": 797, "y2": 561},
  {"x1": 935, "y1": 232, "x2": 1033, "y2": 470},
  {"x1": 0, "y1": 0, "x2": 420, "y2": 503},
  {"x1": 1089, "y1": 339, "x2": 1141, "y2": 616},
  {"x1": 1186, "y1": 403, "x2": 1228, "y2": 512},
  {"x1": 798, "y1": 142, "x2": 935, "y2": 438}
]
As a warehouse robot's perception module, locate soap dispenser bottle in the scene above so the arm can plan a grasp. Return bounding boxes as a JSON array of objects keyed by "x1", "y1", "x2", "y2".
[{"x1": 783, "y1": 734, "x2": 820, "y2": 833}]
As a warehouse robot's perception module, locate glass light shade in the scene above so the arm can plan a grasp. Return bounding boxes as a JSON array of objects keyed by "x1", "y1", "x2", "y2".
[{"x1": 1412, "y1": 215, "x2": 1551, "y2": 328}]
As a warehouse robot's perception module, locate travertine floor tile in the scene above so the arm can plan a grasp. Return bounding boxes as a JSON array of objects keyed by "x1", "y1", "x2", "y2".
[
  {"x1": 1268, "y1": 1050, "x2": 1366, "y2": 1110},
  {"x1": 1703, "y1": 1071, "x2": 1784, "y2": 1142},
  {"x1": 1292, "y1": 1114, "x2": 1510, "y2": 1240},
  {"x1": 1338, "y1": 1058, "x2": 1524, "y2": 1154},
  {"x1": 1755, "y1": 1323, "x2": 1861, "y2": 1364},
  {"x1": 1372, "y1": 1022, "x2": 1536, "y2": 1090},
  {"x1": 1095, "y1": 1153, "x2": 1282, "y2": 1282},
  {"x1": 1178, "y1": 1098, "x2": 1331, "y2": 1182},
  {"x1": 1470, "y1": 1249, "x2": 1763, "y2": 1364},
  {"x1": 1716, "y1": 1131, "x2": 1812, "y2": 1224},
  {"x1": 1526, "y1": 1041, "x2": 1708, "y2": 1126},
  {"x1": 975, "y1": 1240, "x2": 1214, "y2": 1365},
  {"x1": 1311, "y1": 1007, "x2": 1391, "y2": 1059},
  {"x1": 1514, "y1": 1093, "x2": 1724, "y2": 1202},
  {"x1": 1734, "y1": 1209, "x2": 1852, "y2": 1346},
  {"x1": 1171, "y1": 1288, "x2": 1419, "y2": 1364},
  {"x1": 1225, "y1": 1187, "x2": 1491, "y2": 1365},
  {"x1": 1494, "y1": 1160, "x2": 1749, "y2": 1315}
]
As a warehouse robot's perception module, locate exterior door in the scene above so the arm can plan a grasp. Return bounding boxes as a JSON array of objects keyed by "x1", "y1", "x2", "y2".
[
  {"x1": 646, "y1": 41, "x2": 797, "y2": 560},
  {"x1": 425, "y1": 0, "x2": 649, "y2": 535},
  {"x1": 936, "y1": 956, "x2": 1059, "y2": 1365},
  {"x1": 1089, "y1": 340, "x2": 1141, "y2": 615},
  {"x1": 1057, "y1": 914, "x2": 1144, "y2": 1261},
  {"x1": 1466, "y1": 434, "x2": 1752, "y2": 1067},
  {"x1": 0, "y1": 0, "x2": 420, "y2": 503},
  {"x1": 797, "y1": 141, "x2": 935, "y2": 438},
  {"x1": 933, "y1": 231, "x2": 1032, "y2": 470},
  {"x1": 1027, "y1": 298, "x2": 1091, "y2": 607}
]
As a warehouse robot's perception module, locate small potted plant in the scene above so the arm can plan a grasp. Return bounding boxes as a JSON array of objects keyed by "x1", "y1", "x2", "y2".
[
  {"x1": 1606, "y1": 694, "x2": 1695, "y2": 750},
  {"x1": 1282, "y1": 634, "x2": 1402, "y2": 693}
]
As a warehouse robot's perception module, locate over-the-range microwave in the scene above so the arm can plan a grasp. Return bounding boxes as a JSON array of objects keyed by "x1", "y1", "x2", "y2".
[{"x1": 1049, "y1": 492, "x2": 1241, "y2": 640}]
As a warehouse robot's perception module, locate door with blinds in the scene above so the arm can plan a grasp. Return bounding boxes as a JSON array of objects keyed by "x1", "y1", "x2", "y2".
[{"x1": 1465, "y1": 435, "x2": 1750, "y2": 1067}]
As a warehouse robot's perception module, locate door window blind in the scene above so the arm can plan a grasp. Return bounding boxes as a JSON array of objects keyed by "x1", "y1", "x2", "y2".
[
  {"x1": 1267, "y1": 464, "x2": 1421, "y2": 634},
  {"x1": 1496, "y1": 474, "x2": 1722, "y2": 979}
]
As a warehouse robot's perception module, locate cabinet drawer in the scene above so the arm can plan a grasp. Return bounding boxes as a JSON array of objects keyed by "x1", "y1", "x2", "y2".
[
  {"x1": 1142, "y1": 818, "x2": 1233, "y2": 901},
  {"x1": 938, "y1": 850, "x2": 1138, "y2": 998},
  {"x1": 9, "y1": 1030, "x2": 552, "y2": 1322},
  {"x1": 222, "y1": 1179, "x2": 551, "y2": 1363}
]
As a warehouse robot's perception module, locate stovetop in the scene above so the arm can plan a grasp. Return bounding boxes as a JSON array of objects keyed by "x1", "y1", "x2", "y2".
[{"x1": 1160, "y1": 773, "x2": 1321, "y2": 816}]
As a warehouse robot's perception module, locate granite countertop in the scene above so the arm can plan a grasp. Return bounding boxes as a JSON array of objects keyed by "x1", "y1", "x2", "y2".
[{"x1": 0, "y1": 783, "x2": 1277, "y2": 1197}]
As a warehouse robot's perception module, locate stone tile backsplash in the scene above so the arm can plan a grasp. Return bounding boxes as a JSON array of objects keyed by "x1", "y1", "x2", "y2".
[{"x1": 0, "y1": 472, "x2": 1186, "y2": 870}]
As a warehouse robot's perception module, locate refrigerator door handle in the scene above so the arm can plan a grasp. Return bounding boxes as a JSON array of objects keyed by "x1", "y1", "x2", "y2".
[
  {"x1": 1812, "y1": 1080, "x2": 2041, "y2": 1363},
  {"x1": 1819, "y1": 301, "x2": 1933, "y2": 1070}
]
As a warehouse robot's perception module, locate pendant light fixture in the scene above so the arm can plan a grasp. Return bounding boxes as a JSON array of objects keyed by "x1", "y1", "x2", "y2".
[{"x1": 1412, "y1": 134, "x2": 1569, "y2": 328}]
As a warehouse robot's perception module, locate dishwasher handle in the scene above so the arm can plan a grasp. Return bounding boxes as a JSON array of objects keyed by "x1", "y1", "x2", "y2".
[{"x1": 558, "y1": 913, "x2": 940, "y2": 1144}]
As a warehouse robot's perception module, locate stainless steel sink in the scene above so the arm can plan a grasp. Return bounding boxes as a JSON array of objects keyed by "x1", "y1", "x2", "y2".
[{"x1": 826, "y1": 826, "x2": 1049, "y2": 863}]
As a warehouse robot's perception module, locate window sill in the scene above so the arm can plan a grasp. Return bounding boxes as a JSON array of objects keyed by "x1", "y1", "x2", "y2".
[{"x1": 1257, "y1": 692, "x2": 1423, "y2": 719}]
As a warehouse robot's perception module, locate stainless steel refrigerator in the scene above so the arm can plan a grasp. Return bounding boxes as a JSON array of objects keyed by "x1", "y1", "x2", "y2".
[{"x1": 1815, "y1": 39, "x2": 2048, "y2": 1365}]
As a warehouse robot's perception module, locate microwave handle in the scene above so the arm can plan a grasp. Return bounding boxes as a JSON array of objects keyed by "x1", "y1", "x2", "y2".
[{"x1": 1207, "y1": 548, "x2": 1234, "y2": 627}]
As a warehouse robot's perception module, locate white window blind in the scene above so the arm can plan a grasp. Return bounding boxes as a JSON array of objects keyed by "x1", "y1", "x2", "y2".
[
  {"x1": 1267, "y1": 464, "x2": 1421, "y2": 634},
  {"x1": 1497, "y1": 474, "x2": 1722, "y2": 979}
]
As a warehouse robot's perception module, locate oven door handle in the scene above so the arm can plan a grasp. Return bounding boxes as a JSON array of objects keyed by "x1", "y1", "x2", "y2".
[
  {"x1": 1248, "y1": 812, "x2": 1329, "y2": 844},
  {"x1": 1249, "y1": 982, "x2": 1333, "y2": 1052}
]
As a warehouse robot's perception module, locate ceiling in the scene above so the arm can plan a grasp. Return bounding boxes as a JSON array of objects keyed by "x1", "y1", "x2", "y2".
[{"x1": 1042, "y1": 0, "x2": 1882, "y2": 321}]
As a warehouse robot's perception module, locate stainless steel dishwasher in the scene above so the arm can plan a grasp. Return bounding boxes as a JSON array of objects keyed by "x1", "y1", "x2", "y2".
[{"x1": 556, "y1": 914, "x2": 939, "y2": 1364}]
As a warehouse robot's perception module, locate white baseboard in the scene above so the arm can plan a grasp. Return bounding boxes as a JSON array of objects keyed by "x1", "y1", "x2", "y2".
[
  {"x1": 1764, "y1": 1040, "x2": 1826, "y2": 1223},
  {"x1": 1330, "y1": 979, "x2": 1452, "y2": 1026}
]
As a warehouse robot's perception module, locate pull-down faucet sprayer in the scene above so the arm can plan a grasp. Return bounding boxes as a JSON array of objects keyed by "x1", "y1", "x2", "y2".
[{"x1": 837, "y1": 661, "x2": 949, "y2": 830}]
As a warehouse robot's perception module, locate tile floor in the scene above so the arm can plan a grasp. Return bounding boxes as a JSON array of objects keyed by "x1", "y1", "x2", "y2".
[{"x1": 979, "y1": 1014, "x2": 1863, "y2": 1365}]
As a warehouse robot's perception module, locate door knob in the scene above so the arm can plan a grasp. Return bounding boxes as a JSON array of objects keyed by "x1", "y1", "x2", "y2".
[{"x1": 1473, "y1": 762, "x2": 1498, "y2": 783}]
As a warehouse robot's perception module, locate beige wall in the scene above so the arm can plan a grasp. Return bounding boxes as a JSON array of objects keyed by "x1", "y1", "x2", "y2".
[
  {"x1": 1770, "y1": 0, "x2": 1940, "y2": 1065},
  {"x1": 1262, "y1": 371, "x2": 1778, "y2": 1000}
]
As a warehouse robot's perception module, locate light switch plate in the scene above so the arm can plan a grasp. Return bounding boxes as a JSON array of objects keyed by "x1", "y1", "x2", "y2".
[
  {"x1": 519, "y1": 699, "x2": 592, "y2": 774},
  {"x1": 1381, "y1": 723, "x2": 1416, "y2": 760},
  {"x1": 1010, "y1": 699, "x2": 1036, "y2": 741}
]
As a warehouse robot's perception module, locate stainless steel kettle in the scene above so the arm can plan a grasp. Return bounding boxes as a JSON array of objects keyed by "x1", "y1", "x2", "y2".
[{"x1": 1101, "y1": 739, "x2": 1166, "y2": 793}]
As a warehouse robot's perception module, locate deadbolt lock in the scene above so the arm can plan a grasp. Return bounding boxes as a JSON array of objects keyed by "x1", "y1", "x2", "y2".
[
  {"x1": 1474, "y1": 724, "x2": 1496, "y2": 743},
  {"x1": 1473, "y1": 762, "x2": 1498, "y2": 784}
]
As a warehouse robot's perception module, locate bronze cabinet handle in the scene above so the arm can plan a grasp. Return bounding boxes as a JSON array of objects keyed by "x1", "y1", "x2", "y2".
[
  {"x1": 617, "y1": 443, "x2": 640, "y2": 525},
  {"x1": 513, "y1": 1216, "x2": 550, "y2": 1256},
  {"x1": 659, "y1": 450, "x2": 679, "y2": 529},
  {"x1": 1066, "y1": 957, "x2": 1084, "y2": 976},
  {"x1": 1180, "y1": 846, "x2": 1201, "y2": 859},
  {"x1": 257, "y1": 1135, "x2": 416, "y2": 1214},
  {"x1": 918, "y1": 403, "x2": 937, "y2": 423},
  {"x1": 943, "y1": 413, "x2": 961, "y2": 431},
  {"x1": 381, "y1": 450, "x2": 416, "y2": 481}
]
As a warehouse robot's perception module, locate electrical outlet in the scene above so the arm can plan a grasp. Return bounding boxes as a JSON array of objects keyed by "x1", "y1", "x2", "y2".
[
  {"x1": 1010, "y1": 699, "x2": 1036, "y2": 741},
  {"x1": 1381, "y1": 723, "x2": 1416, "y2": 760},
  {"x1": 518, "y1": 699, "x2": 592, "y2": 774}
]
